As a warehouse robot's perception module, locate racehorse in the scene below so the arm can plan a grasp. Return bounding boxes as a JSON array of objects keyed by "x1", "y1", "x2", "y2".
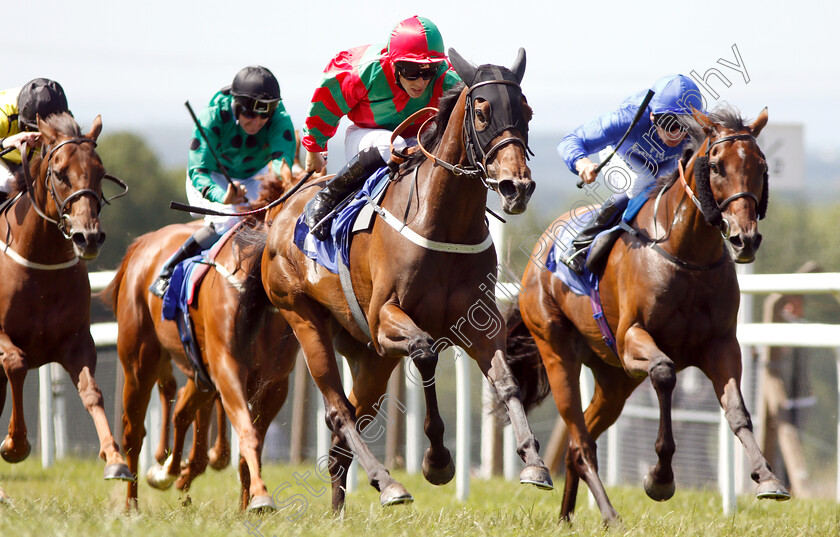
[
  {"x1": 0, "y1": 113, "x2": 131, "y2": 503},
  {"x1": 238, "y1": 48, "x2": 553, "y2": 511},
  {"x1": 505, "y1": 105, "x2": 790, "y2": 524},
  {"x1": 105, "y1": 168, "x2": 301, "y2": 511}
]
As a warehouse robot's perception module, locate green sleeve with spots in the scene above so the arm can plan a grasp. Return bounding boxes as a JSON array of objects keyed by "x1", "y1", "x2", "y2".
[{"x1": 188, "y1": 92, "x2": 297, "y2": 204}]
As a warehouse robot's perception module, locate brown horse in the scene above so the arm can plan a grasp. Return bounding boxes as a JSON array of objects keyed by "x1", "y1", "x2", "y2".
[
  {"x1": 238, "y1": 48, "x2": 552, "y2": 511},
  {"x1": 505, "y1": 106, "x2": 790, "y2": 524},
  {"x1": 105, "y1": 170, "x2": 301, "y2": 511},
  {"x1": 0, "y1": 113, "x2": 132, "y2": 503}
]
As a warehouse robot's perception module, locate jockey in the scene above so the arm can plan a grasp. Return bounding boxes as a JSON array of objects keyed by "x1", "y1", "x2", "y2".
[
  {"x1": 301, "y1": 15, "x2": 462, "y2": 240},
  {"x1": 557, "y1": 74, "x2": 704, "y2": 274},
  {"x1": 149, "y1": 65, "x2": 296, "y2": 298},
  {"x1": 0, "y1": 78, "x2": 70, "y2": 203}
]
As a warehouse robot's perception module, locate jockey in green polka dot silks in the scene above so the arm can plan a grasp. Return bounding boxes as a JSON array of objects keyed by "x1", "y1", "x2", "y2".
[{"x1": 150, "y1": 65, "x2": 296, "y2": 298}]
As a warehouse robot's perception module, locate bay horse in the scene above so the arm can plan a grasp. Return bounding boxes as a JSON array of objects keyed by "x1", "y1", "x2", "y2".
[
  {"x1": 105, "y1": 169, "x2": 301, "y2": 511},
  {"x1": 0, "y1": 113, "x2": 132, "y2": 503},
  {"x1": 505, "y1": 106, "x2": 790, "y2": 524},
  {"x1": 239, "y1": 48, "x2": 552, "y2": 511}
]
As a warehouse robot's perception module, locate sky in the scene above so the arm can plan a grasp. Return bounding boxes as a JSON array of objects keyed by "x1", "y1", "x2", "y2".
[{"x1": 8, "y1": 0, "x2": 840, "y2": 164}]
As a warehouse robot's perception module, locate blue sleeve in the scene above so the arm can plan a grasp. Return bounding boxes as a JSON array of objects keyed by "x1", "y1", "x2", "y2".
[{"x1": 557, "y1": 107, "x2": 634, "y2": 174}]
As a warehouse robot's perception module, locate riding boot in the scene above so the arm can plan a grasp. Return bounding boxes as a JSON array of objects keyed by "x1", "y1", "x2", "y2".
[
  {"x1": 305, "y1": 147, "x2": 386, "y2": 241},
  {"x1": 565, "y1": 196, "x2": 626, "y2": 274},
  {"x1": 149, "y1": 225, "x2": 220, "y2": 298}
]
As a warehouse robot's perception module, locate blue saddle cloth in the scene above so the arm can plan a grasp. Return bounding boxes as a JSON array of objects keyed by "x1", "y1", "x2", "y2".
[
  {"x1": 544, "y1": 194, "x2": 648, "y2": 296},
  {"x1": 293, "y1": 167, "x2": 391, "y2": 274},
  {"x1": 161, "y1": 254, "x2": 215, "y2": 391}
]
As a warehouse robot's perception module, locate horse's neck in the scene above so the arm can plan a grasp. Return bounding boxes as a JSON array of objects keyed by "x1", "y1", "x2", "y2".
[
  {"x1": 7, "y1": 186, "x2": 76, "y2": 262},
  {"x1": 392, "y1": 97, "x2": 491, "y2": 243},
  {"x1": 646, "y1": 160, "x2": 725, "y2": 265}
]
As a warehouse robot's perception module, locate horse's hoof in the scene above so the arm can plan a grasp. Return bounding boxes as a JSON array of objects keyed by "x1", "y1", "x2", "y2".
[
  {"x1": 422, "y1": 449, "x2": 455, "y2": 485},
  {"x1": 379, "y1": 483, "x2": 413, "y2": 507},
  {"x1": 0, "y1": 436, "x2": 31, "y2": 463},
  {"x1": 756, "y1": 480, "x2": 791, "y2": 501},
  {"x1": 208, "y1": 447, "x2": 230, "y2": 471},
  {"x1": 520, "y1": 465, "x2": 554, "y2": 490},
  {"x1": 247, "y1": 495, "x2": 277, "y2": 512},
  {"x1": 146, "y1": 460, "x2": 177, "y2": 490},
  {"x1": 104, "y1": 463, "x2": 135, "y2": 482},
  {"x1": 644, "y1": 469, "x2": 676, "y2": 502}
]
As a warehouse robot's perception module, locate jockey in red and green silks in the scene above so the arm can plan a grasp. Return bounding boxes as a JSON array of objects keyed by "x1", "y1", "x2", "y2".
[{"x1": 301, "y1": 15, "x2": 462, "y2": 239}]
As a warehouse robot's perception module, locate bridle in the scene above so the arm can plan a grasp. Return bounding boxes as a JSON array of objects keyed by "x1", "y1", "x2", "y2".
[
  {"x1": 21, "y1": 139, "x2": 127, "y2": 238},
  {"x1": 675, "y1": 133, "x2": 763, "y2": 238},
  {"x1": 392, "y1": 79, "x2": 532, "y2": 192}
]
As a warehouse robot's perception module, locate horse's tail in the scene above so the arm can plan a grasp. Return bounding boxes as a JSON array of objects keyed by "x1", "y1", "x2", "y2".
[
  {"x1": 99, "y1": 237, "x2": 143, "y2": 312},
  {"x1": 232, "y1": 224, "x2": 273, "y2": 352},
  {"x1": 494, "y1": 301, "x2": 552, "y2": 422}
]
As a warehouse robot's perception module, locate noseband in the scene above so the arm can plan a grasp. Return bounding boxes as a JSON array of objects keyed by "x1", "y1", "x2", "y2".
[{"x1": 21, "y1": 139, "x2": 127, "y2": 238}]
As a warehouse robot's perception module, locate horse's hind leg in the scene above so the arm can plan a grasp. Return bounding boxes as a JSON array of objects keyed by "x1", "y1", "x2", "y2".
[
  {"x1": 0, "y1": 337, "x2": 30, "y2": 463},
  {"x1": 155, "y1": 360, "x2": 177, "y2": 464},
  {"x1": 244, "y1": 376, "x2": 291, "y2": 511},
  {"x1": 207, "y1": 396, "x2": 230, "y2": 470},
  {"x1": 698, "y1": 339, "x2": 790, "y2": 500},
  {"x1": 63, "y1": 341, "x2": 133, "y2": 481}
]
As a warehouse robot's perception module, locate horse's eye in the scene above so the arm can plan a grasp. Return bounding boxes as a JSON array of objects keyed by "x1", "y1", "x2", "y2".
[{"x1": 709, "y1": 161, "x2": 719, "y2": 174}]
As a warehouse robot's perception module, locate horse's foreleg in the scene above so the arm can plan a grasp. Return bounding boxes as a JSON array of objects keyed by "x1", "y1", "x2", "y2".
[
  {"x1": 284, "y1": 305, "x2": 411, "y2": 510},
  {"x1": 375, "y1": 305, "x2": 453, "y2": 486},
  {"x1": 155, "y1": 361, "x2": 177, "y2": 464},
  {"x1": 63, "y1": 346, "x2": 132, "y2": 481},
  {"x1": 175, "y1": 397, "x2": 213, "y2": 491},
  {"x1": 699, "y1": 340, "x2": 790, "y2": 501},
  {"x1": 623, "y1": 325, "x2": 677, "y2": 501},
  {"x1": 477, "y1": 341, "x2": 553, "y2": 491},
  {"x1": 208, "y1": 396, "x2": 230, "y2": 470},
  {"x1": 0, "y1": 337, "x2": 30, "y2": 463}
]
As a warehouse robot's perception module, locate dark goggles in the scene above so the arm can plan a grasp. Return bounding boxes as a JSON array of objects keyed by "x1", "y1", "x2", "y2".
[
  {"x1": 395, "y1": 62, "x2": 437, "y2": 81},
  {"x1": 235, "y1": 96, "x2": 279, "y2": 119},
  {"x1": 654, "y1": 113, "x2": 687, "y2": 134}
]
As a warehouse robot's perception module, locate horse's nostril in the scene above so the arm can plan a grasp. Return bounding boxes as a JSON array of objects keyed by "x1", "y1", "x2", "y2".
[
  {"x1": 729, "y1": 235, "x2": 743, "y2": 249},
  {"x1": 753, "y1": 233, "x2": 762, "y2": 250},
  {"x1": 97, "y1": 232, "x2": 107, "y2": 248},
  {"x1": 525, "y1": 181, "x2": 536, "y2": 197},
  {"x1": 498, "y1": 180, "x2": 517, "y2": 198}
]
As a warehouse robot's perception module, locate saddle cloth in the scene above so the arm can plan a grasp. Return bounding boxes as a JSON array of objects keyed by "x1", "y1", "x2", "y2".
[{"x1": 293, "y1": 167, "x2": 391, "y2": 273}]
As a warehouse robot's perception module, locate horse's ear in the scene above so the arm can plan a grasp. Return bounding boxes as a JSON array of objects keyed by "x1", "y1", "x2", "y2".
[
  {"x1": 37, "y1": 114, "x2": 58, "y2": 145},
  {"x1": 87, "y1": 115, "x2": 103, "y2": 141},
  {"x1": 448, "y1": 48, "x2": 477, "y2": 86},
  {"x1": 511, "y1": 47, "x2": 526, "y2": 83},
  {"x1": 749, "y1": 107, "x2": 768, "y2": 138},
  {"x1": 690, "y1": 105, "x2": 716, "y2": 136}
]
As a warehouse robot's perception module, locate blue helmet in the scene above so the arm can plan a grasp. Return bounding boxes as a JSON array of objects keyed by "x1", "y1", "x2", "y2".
[{"x1": 649, "y1": 74, "x2": 703, "y2": 116}]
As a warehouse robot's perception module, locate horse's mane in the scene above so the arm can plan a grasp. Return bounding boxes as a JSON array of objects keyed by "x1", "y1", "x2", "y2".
[
  {"x1": 8, "y1": 112, "x2": 82, "y2": 196},
  {"x1": 400, "y1": 83, "x2": 466, "y2": 174},
  {"x1": 650, "y1": 104, "x2": 748, "y2": 195}
]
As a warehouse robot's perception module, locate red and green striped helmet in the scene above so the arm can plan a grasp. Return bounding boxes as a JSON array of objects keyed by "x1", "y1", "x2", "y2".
[{"x1": 386, "y1": 16, "x2": 448, "y2": 65}]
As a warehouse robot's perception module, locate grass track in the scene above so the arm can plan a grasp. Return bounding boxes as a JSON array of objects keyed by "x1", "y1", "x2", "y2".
[{"x1": 1, "y1": 457, "x2": 838, "y2": 536}]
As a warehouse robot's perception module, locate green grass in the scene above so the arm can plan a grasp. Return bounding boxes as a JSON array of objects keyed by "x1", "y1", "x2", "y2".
[{"x1": 1, "y1": 457, "x2": 838, "y2": 536}]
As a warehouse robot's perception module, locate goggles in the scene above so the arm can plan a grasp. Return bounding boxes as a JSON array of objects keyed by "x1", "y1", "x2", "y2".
[
  {"x1": 654, "y1": 113, "x2": 687, "y2": 134},
  {"x1": 395, "y1": 62, "x2": 437, "y2": 81},
  {"x1": 235, "y1": 96, "x2": 278, "y2": 119}
]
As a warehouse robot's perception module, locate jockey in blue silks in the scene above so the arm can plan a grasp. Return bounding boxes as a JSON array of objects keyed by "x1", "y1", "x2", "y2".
[{"x1": 557, "y1": 74, "x2": 704, "y2": 273}]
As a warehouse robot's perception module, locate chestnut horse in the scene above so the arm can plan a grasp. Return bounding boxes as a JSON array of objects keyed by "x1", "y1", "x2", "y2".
[
  {"x1": 238, "y1": 48, "x2": 552, "y2": 511},
  {"x1": 0, "y1": 113, "x2": 131, "y2": 503},
  {"x1": 105, "y1": 171, "x2": 300, "y2": 511},
  {"x1": 505, "y1": 106, "x2": 790, "y2": 524}
]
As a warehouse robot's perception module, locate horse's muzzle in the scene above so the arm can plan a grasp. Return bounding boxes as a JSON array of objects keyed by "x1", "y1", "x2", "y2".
[
  {"x1": 72, "y1": 229, "x2": 106, "y2": 260},
  {"x1": 497, "y1": 178, "x2": 536, "y2": 214},
  {"x1": 729, "y1": 230, "x2": 762, "y2": 263}
]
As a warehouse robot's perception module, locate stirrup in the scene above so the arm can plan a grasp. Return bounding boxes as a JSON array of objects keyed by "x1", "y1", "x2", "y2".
[
  {"x1": 563, "y1": 249, "x2": 586, "y2": 275},
  {"x1": 149, "y1": 275, "x2": 170, "y2": 298}
]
